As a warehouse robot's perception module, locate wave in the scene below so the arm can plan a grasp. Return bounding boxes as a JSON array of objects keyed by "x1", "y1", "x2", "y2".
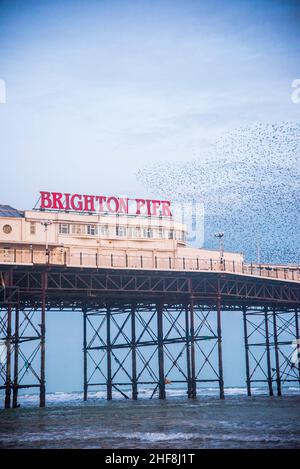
[
  {"x1": 1, "y1": 429, "x2": 299, "y2": 446},
  {"x1": 1, "y1": 386, "x2": 299, "y2": 407}
]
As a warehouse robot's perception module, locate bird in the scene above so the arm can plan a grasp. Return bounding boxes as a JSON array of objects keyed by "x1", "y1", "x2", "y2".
[{"x1": 136, "y1": 121, "x2": 300, "y2": 265}]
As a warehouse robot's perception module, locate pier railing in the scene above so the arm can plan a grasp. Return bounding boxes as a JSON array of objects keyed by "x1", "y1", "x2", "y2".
[{"x1": 0, "y1": 248, "x2": 299, "y2": 282}]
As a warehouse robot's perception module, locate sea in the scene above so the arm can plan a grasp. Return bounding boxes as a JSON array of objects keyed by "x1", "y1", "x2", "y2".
[{"x1": 0, "y1": 387, "x2": 300, "y2": 449}]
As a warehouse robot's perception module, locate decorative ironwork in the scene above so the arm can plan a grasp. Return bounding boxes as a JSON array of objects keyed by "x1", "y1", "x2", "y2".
[
  {"x1": 0, "y1": 265, "x2": 299, "y2": 407},
  {"x1": 243, "y1": 307, "x2": 300, "y2": 396}
]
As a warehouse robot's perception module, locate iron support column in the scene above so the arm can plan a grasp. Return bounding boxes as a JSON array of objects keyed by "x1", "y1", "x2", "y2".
[
  {"x1": 190, "y1": 296, "x2": 197, "y2": 398},
  {"x1": 12, "y1": 306, "x2": 19, "y2": 408},
  {"x1": 157, "y1": 302, "x2": 165, "y2": 399},
  {"x1": 242, "y1": 306, "x2": 251, "y2": 396},
  {"x1": 106, "y1": 305, "x2": 112, "y2": 400},
  {"x1": 272, "y1": 308, "x2": 282, "y2": 396},
  {"x1": 264, "y1": 307, "x2": 274, "y2": 397},
  {"x1": 189, "y1": 296, "x2": 196, "y2": 398},
  {"x1": 40, "y1": 272, "x2": 46, "y2": 407},
  {"x1": 83, "y1": 308, "x2": 88, "y2": 401},
  {"x1": 4, "y1": 304, "x2": 12, "y2": 409},
  {"x1": 185, "y1": 304, "x2": 192, "y2": 398},
  {"x1": 295, "y1": 308, "x2": 300, "y2": 387},
  {"x1": 216, "y1": 296, "x2": 225, "y2": 399},
  {"x1": 131, "y1": 303, "x2": 138, "y2": 400}
]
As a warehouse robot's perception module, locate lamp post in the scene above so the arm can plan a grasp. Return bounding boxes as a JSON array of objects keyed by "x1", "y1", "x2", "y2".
[
  {"x1": 41, "y1": 221, "x2": 52, "y2": 263},
  {"x1": 214, "y1": 232, "x2": 224, "y2": 264}
]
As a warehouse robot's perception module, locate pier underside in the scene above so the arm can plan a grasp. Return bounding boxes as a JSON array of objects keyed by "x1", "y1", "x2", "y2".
[{"x1": 0, "y1": 266, "x2": 299, "y2": 407}]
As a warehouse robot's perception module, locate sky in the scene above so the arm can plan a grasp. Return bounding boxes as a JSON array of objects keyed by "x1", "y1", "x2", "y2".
[
  {"x1": 0, "y1": 0, "x2": 299, "y2": 393},
  {"x1": 0, "y1": 0, "x2": 299, "y2": 205}
]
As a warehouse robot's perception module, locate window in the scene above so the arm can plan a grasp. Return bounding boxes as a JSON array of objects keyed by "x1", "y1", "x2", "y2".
[
  {"x1": 71, "y1": 224, "x2": 85, "y2": 235},
  {"x1": 3, "y1": 224, "x2": 12, "y2": 234},
  {"x1": 116, "y1": 226, "x2": 127, "y2": 237},
  {"x1": 143, "y1": 228, "x2": 153, "y2": 238},
  {"x1": 168, "y1": 230, "x2": 174, "y2": 239},
  {"x1": 128, "y1": 227, "x2": 136, "y2": 238},
  {"x1": 86, "y1": 224, "x2": 98, "y2": 235},
  {"x1": 59, "y1": 223, "x2": 70, "y2": 235},
  {"x1": 30, "y1": 222, "x2": 36, "y2": 235},
  {"x1": 100, "y1": 225, "x2": 109, "y2": 236}
]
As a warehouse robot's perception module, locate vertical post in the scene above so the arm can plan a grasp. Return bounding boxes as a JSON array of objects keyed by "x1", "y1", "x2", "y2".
[
  {"x1": 294, "y1": 308, "x2": 300, "y2": 387},
  {"x1": 157, "y1": 302, "x2": 165, "y2": 399},
  {"x1": 243, "y1": 306, "x2": 251, "y2": 396},
  {"x1": 189, "y1": 296, "x2": 196, "y2": 398},
  {"x1": 264, "y1": 307, "x2": 274, "y2": 397},
  {"x1": 83, "y1": 308, "x2": 88, "y2": 401},
  {"x1": 4, "y1": 304, "x2": 12, "y2": 409},
  {"x1": 131, "y1": 303, "x2": 138, "y2": 400},
  {"x1": 216, "y1": 296, "x2": 225, "y2": 399},
  {"x1": 40, "y1": 271, "x2": 46, "y2": 407},
  {"x1": 185, "y1": 304, "x2": 192, "y2": 398},
  {"x1": 106, "y1": 305, "x2": 112, "y2": 400},
  {"x1": 12, "y1": 306, "x2": 19, "y2": 408},
  {"x1": 272, "y1": 308, "x2": 282, "y2": 396}
]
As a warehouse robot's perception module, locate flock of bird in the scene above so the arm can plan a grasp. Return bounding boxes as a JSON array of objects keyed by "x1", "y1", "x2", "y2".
[{"x1": 137, "y1": 122, "x2": 300, "y2": 264}]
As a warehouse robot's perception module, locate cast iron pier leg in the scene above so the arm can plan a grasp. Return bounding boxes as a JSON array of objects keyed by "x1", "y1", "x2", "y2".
[
  {"x1": 106, "y1": 305, "x2": 112, "y2": 400},
  {"x1": 83, "y1": 308, "x2": 88, "y2": 401},
  {"x1": 40, "y1": 272, "x2": 46, "y2": 407},
  {"x1": 12, "y1": 306, "x2": 19, "y2": 408},
  {"x1": 272, "y1": 308, "x2": 282, "y2": 396},
  {"x1": 295, "y1": 308, "x2": 300, "y2": 387},
  {"x1": 185, "y1": 304, "x2": 192, "y2": 398},
  {"x1": 264, "y1": 307, "x2": 274, "y2": 397},
  {"x1": 217, "y1": 296, "x2": 225, "y2": 399},
  {"x1": 4, "y1": 304, "x2": 12, "y2": 409},
  {"x1": 243, "y1": 306, "x2": 251, "y2": 396},
  {"x1": 157, "y1": 302, "x2": 165, "y2": 399},
  {"x1": 131, "y1": 303, "x2": 138, "y2": 400},
  {"x1": 189, "y1": 296, "x2": 196, "y2": 398}
]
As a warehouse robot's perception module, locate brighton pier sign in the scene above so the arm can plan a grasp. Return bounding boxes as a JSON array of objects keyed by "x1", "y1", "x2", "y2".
[{"x1": 39, "y1": 191, "x2": 172, "y2": 217}]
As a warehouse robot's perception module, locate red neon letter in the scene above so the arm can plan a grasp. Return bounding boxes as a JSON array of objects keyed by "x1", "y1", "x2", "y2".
[
  {"x1": 70, "y1": 194, "x2": 83, "y2": 211},
  {"x1": 151, "y1": 200, "x2": 161, "y2": 216},
  {"x1": 40, "y1": 191, "x2": 52, "y2": 209},
  {"x1": 64, "y1": 193, "x2": 71, "y2": 210},
  {"x1": 161, "y1": 201, "x2": 172, "y2": 217},
  {"x1": 95, "y1": 196, "x2": 107, "y2": 212},
  {"x1": 52, "y1": 192, "x2": 64, "y2": 210},
  {"x1": 83, "y1": 195, "x2": 95, "y2": 212},
  {"x1": 118, "y1": 197, "x2": 128, "y2": 214},
  {"x1": 107, "y1": 196, "x2": 119, "y2": 213},
  {"x1": 145, "y1": 200, "x2": 152, "y2": 216},
  {"x1": 135, "y1": 199, "x2": 145, "y2": 215}
]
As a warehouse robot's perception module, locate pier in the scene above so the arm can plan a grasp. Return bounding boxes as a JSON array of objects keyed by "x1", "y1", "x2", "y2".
[{"x1": 1, "y1": 251, "x2": 299, "y2": 407}]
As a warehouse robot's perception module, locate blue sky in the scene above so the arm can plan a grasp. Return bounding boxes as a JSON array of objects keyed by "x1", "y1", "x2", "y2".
[
  {"x1": 0, "y1": 0, "x2": 299, "y2": 207},
  {"x1": 0, "y1": 0, "x2": 299, "y2": 392}
]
